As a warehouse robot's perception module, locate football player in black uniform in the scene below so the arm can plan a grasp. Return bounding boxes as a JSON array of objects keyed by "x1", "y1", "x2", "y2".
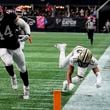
[{"x1": 0, "y1": 5, "x2": 31, "y2": 99}]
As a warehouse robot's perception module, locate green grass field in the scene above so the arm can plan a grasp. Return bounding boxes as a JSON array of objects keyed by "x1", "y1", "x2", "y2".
[{"x1": 0, "y1": 32, "x2": 110, "y2": 110}]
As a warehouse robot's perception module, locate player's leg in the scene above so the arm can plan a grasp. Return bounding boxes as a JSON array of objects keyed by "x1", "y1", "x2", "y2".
[
  {"x1": 13, "y1": 48, "x2": 29, "y2": 99},
  {"x1": 91, "y1": 30, "x2": 94, "y2": 45},
  {"x1": 55, "y1": 43, "x2": 73, "y2": 68},
  {"x1": 87, "y1": 31, "x2": 90, "y2": 39},
  {"x1": 89, "y1": 30, "x2": 94, "y2": 45},
  {"x1": 0, "y1": 48, "x2": 17, "y2": 89}
]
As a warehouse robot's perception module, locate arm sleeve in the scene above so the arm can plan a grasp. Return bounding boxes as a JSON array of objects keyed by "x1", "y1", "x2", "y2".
[{"x1": 16, "y1": 18, "x2": 31, "y2": 35}]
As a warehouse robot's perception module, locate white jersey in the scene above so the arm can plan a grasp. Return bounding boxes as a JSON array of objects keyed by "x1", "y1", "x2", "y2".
[{"x1": 69, "y1": 46, "x2": 98, "y2": 69}]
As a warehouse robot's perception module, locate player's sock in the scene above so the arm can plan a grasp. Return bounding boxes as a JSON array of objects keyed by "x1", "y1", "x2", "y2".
[
  {"x1": 5, "y1": 65, "x2": 15, "y2": 77},
  {"x1": 20, "y1": 71, "x2": 29, "y2": 99},
  {"x1": 20, "y1": 71, "x2": 29, "y2": 87},
  {"x1": 10, "y1": 74, "x2": 18, "y2": 89}
]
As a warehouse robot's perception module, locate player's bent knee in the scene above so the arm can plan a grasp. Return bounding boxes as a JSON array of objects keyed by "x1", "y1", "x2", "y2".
[{"x1": 19, "y1": 65, "x2": 26, "y2": 73}]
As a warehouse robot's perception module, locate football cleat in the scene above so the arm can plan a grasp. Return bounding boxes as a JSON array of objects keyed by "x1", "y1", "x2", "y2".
[
  {"x1": 23, "y1": 85, "x2": 29, "y2": 99},
  {"x1": 54, "y1": 43, "x2": 67, "y2": 50},
  {"x1": 10, "y1": 74, "x2": 18, "y2": 90}
]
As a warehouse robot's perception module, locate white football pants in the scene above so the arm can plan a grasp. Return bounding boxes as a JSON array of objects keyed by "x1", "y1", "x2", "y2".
[
  {"x1": 0, "y1": 48, "x2": 26, "y2": 73},
  {"x1": 58, "y1": 47, "x2": 73, "y2": 68}
]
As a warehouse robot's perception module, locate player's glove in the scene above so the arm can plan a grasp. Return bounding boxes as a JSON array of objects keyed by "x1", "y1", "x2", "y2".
[
  {"x1": 18, "y1": 34, "x2": 30, "y2": 42},
  {"x1": 28, "y1": 36, "x2": 32, "y2": 44},
  {"x1": 95, "y1": 82, "x2": 101, "y2": 88},
  {"x1": 68, "y1": 83, "x2": 75, "y2": 91},
  {"x1": 95, "y1": 73, "x2": 102, "y2": 88}
]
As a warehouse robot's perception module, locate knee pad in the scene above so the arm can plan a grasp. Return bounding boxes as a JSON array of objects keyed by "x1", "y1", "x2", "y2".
[{"x1": 17, "y1": 64, "x2": 26, "y2": 73}]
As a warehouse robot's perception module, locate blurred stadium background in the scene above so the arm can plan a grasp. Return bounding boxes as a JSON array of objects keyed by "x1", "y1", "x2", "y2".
[
  {"x1": 0, "y1": 0, "x2": 110, "y2": 110},
  {"x1": 1, "y1": 0, "x2": 110, "y2": 32}
]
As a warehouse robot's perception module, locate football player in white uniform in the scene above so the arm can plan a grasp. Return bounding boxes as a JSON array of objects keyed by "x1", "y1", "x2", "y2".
[
  {"x1": 0, "y1": 5, "x2": 31, "y2": 99},
  {"x1": 55, "y1": 43, "x2": 102, "y2": 92}
]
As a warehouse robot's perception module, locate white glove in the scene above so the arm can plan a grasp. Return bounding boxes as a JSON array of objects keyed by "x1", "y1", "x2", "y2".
[
  {"x1": 96, "y1": 73, "x2": 102, "y2": 88},
  {"x1": 68, "y1": 83, "x2": 75, "y2": 91},
  {"x1": 18, "y1": 35, "x2": 30, "y2": 42},
  {"x1": 95, "y1": 82, "x2": 101, "y2": 88}
]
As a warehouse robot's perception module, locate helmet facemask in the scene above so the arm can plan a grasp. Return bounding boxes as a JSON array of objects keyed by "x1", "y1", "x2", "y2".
[{"x1": 78, "y1": 48, "x2": 92, "y2": 68}]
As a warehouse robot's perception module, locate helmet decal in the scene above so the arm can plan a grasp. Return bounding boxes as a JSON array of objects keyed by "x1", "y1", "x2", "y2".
[{"x1": 78, "y1": 48, "x2": 92, "y2": 67}]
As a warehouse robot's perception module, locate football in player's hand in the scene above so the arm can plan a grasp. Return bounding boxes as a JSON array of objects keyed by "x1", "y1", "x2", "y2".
[
  {"x1": 95, "y1": 82, "x2": 101, "y2": 88},
  {"x1": 68, "y1": 83, "x2": 75, "y2": 91}
]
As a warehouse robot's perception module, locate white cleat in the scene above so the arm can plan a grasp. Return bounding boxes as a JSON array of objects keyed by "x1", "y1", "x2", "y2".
[
  {"x1": 23, "y1": 85, "x2": 29, "y2": 99},
  {"x1": 54, "y1": 43, "x2": 67, "y2": 50},
  {"x1": 11, "y1": 74, "x2": 18, "y2": 90}
]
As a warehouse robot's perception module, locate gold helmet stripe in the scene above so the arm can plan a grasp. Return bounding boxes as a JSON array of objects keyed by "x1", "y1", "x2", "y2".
[{"x1": 82, "y1": 49, "x2": 88, "y2": 62}]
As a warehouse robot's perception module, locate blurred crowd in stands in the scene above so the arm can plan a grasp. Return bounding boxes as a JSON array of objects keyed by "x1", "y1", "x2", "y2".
[
  {"x1": 5, "y1": 4, "x2": 97, "y2": 18},
  {"x1": 4, "y1": 3, "x2": 110, "y2": 32}
]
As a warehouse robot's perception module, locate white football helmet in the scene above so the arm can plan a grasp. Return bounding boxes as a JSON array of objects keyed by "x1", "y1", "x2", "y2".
[{"x1": 78, "y1": 48, "x2": 92, "y2": 67}]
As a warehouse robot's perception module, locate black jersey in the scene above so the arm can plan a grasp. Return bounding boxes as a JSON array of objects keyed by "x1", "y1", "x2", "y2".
[{"x1": 0, "y1": 13, "x2": 20, "y2": 50}]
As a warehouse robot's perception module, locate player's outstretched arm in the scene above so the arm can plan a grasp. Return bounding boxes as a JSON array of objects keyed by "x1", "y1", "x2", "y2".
[
  {"x1": 66, "y1": 65, "x2": 75, "y2": 90},
  {"x1": 92, "y1": 66, "x2": 102, "y2": 88},
  {"x1": 16, "y1": 17, "x2": 32, "y2": 43}
]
